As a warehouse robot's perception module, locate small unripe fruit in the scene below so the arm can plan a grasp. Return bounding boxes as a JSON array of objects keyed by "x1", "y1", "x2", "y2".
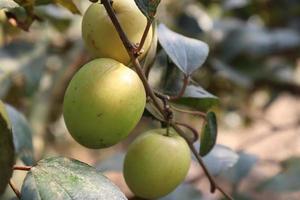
[
  {"x1": 82, "y1": 1, "x2": 153, "y2": 64},
  {"x1": 123, "y1": 128, "x2": 191, "y2": 199},
  {"x1": 63, "y1": 58, "x2": 146, "y2": 149}
]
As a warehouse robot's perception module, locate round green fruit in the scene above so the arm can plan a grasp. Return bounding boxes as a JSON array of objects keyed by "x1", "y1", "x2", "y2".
[
  {"x1": 63, "y1": 58, "x2": 146, "y2": 149},
  {"x1": 82, "y1": 0, "x2": 153, "y2": 65},
  {"x1": 123, "y1": 128, "x2": 191, "y2": 199}
]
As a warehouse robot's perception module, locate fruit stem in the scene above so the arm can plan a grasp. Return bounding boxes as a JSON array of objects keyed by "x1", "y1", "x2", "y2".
[{"x1": 100, "y1": 1, "x2": 233, "y2": 199}]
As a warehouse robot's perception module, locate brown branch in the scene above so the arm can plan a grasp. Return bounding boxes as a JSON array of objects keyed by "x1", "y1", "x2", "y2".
[
  {"x1": 171, "y1": 105, "x2": 206, "y2": 118},
  {"x1": 100, "y1": 1, "x2": 233, "y2": 199},
  {"x1": 9, "y1": 180, "x2": 21, "y2": 199},
  {"x1": 137, "y1": 19, "x2": 152, "y2": 53},
  {"x1": 100, "y1": 0, "x2": 134, "y2": 52},
  {"x1": 13, "y1": 165, "x2": 32, "y2": 171},
  {"x1": 175, "y1": 122, "x2": 199, "y2": 142}
]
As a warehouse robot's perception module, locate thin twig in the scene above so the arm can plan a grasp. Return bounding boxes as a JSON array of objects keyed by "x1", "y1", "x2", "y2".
[
  {"x1": 101, "y1": 0, "x2": 166, "y2": 117},
  {"x1": 175, "y1": 122, "x2": 199, "y2": 142},
  {"x1": 9, "y1": 180, "x2": 21, "y2": 199},
  {"x1": 171, "y1": 105, "x2": 207, "y2": 118},
  {"x1": 137, "y1": 19, "x2": 152, "y2": 53},
  {"x1": 169, "y1": 75, "x2": 190, "y2": 100},
  {"x1": 13, "y1": 165, "x2": 32, "y2": 171},
  {"x1": 179, "y1": 137, "x2": 233, "y2": 200},
  {"x1": 100, "y1": 1, "x2": 233, "y2": 199}
]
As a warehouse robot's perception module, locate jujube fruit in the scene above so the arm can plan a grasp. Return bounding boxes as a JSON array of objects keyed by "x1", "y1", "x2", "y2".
[
  {"x1": 63, "y1": 58, "x2": 146, "y2": 149},
  {"x1": 123, "y1": 128, "x2": 191, "y2": 199},
  {"x1": 82, "y1": 0, "x2": 153, "y2": 65}
]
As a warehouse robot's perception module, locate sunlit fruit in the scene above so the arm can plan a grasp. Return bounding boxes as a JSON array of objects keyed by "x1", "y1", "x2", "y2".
[
  {"x1": 82, "y1": 1, "x2": 153, "y2": 64},
  {"x1": 63, "y1": 58, "x2": 146, "y2": 149},
  {"x1": 123, "y1": 128, "x2": 191, "y2": 199}
]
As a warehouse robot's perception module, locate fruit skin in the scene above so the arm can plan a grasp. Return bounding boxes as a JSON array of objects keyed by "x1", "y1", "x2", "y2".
[
  {"x1": 123, "y1": 128, "x2": 191, "y2": 199},
  {"x1": 82, "y1": 1, "x2": 153, "y2": 65},
  {"x1": 63, "y1": 58, "x2": 146, "y2": 149}
]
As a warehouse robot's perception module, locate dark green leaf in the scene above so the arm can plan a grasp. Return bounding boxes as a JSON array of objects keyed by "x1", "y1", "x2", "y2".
[
  {"x1": 222, "y1": 152, "x2": 257, "y2": 184},
  {"x1": 200, "y1": 111, "x2": 217, "y2": 156},
  {"x1": 21, "y1": 157, "x2": 127, "y2": 200},
  {"x1": 158, "y1": 24, "x2": 209, "y2": 75},
  {"x1": 0, "y1": 100, "x2": 15, "y2": 195},
  {"x1": 193, "y1": 143, "x2": 238, "y2": 176},
  {"x1": 148, "y1": 53, "x2": 218, "y2": 111},
  {"x1": 258, "y1": 157, "x2": 300, "y2": 192},
  {"x1": 144, "y1": 102, "x2": 165, "y2": 122},
  {"x1": 160, "y1": 183, "x2": 202, "y2": 200},
  {"x1": 173, "y1": 85, "x2": 219, "y2": 111},
  {"x1": 134, "y1": 0, "x2": 161, "y2": 20},
  {"x1": 5, "y1": 104, "x2": 34, "y2": 165}
]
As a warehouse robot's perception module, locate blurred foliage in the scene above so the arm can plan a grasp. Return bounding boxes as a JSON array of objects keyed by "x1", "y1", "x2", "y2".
[{"x1": 0, "y1": 0, "x2": 300, "y2": 199}]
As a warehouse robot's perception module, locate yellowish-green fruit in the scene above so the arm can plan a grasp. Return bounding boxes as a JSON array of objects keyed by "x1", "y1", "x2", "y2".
[
  {"x1": 63, "y1": 58, "x2": 146, "y2": 149},
  {"x1": 123, "y1": 129, "x2": 191, "y2": 199},
  {"x1": 82, "y1": 1, "x2": 153, "y2": 65}
]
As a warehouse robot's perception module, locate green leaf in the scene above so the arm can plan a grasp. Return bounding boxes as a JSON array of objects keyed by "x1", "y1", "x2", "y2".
[
  {"x1": 149, "y1": 53, "x2": 218, "y2": 111},
  {"x1": 0, "y1": 0, "x2": 20, "y2": 10},
  {"x1": 173, "y1": 85, "x2": 219, "y2": 111},
  {"x1": 158, "y1": 23, "x2": 209, "y2": 75},
  {"x1": 134, "y1": 0, "x2": 161, "y2": 20},
  {"x1": 21, "y1": 157, "x2": 128, "y2": 200},
  {"x1": 199, "y1": 112, "x2": 217, "y2": 156},
  {"x1": 258, "y1": 157, "x2": 300, "y2": 192},
  {"x1": 144, "y1": 102, "x2": 165, "y2": 122},
  {"x1": 0, "y1": 100, "x2": 15, "y2": 195},
  {"x1": 222, "y1": 152, "x2": 258, "y2": 184},
  {"x1": 5, "y1": 104, "x2": 34, "y2": 165},
  {"x1": 55, "y1": 0, "x2": 80, "y2": 15}
]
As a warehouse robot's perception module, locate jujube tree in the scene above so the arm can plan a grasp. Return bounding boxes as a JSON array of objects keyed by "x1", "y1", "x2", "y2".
[{"x1": 0, "y1": 0, "x2": 236, "y2": 199}]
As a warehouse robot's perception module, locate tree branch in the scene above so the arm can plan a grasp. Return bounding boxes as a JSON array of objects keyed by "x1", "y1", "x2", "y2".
[
  {"x1": 137, "y1": 19, "x2": 152, "y2": 53},
  {"x1": 175, "y1": 122, "x2": 199, "y2": 142},
  {"x1": 100, "y1": 1, "x2": 233, "y2": 199}
]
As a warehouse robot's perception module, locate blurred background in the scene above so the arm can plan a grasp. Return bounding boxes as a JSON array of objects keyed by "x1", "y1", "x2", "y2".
[{"x1": 0, "y1": 0, "x2": 299, "y2": 199}]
